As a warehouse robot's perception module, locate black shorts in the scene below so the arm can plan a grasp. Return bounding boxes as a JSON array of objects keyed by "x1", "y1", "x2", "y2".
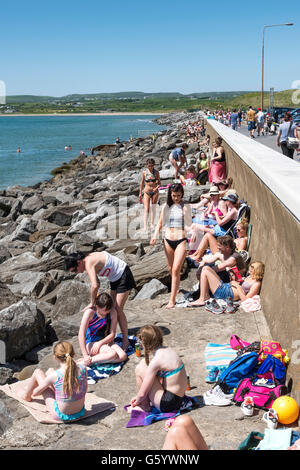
[
  {"x1": 160, "y1": 390, "x2": 184, "y2": 413},
  {"x1": 110, "y1": 265, "x2": 136, "y2": 293}
]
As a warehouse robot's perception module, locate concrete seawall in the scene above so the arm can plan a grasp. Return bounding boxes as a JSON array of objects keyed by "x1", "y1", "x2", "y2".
[{"x1": 206, "y1": 119, "x2": 300, "y2": 401}]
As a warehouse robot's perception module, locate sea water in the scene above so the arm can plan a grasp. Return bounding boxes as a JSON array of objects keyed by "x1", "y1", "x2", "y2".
[{"x1": 0, "y1": 115, "x2": 165, "y2": 190}]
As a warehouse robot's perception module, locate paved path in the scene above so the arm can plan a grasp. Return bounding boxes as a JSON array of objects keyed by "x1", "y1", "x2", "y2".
[{"x1": 234, "y1": 123, "x2": 300, "y2": 162}]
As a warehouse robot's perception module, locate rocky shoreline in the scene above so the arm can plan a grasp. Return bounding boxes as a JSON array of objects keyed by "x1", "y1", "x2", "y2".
[
  {"x1": 0, "y1": 111, "x2": 274, "y2": 450},
  {"x1": 0, "y1": 110, "x2": 202, "y2": 380}
]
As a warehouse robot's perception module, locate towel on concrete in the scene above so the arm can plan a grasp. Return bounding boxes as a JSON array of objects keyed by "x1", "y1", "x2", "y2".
[
  {"x1": 124, "y1": 395, "x2": 198, "y2": 428},
  {"x1": 86, "y1": 334, "x2": 137, "y2": 384},
  {"x1": 0, "y1": 379, "x2": 115, "y2": 424},
  {"x1": 256, "y1": 428, "x2": 292, "y2": 451},
  {"x1": 204, "y1": 342, "x2": 237, "y2": 374},
  {"x1": 240, "y1": 295, "x2": 261, "y2": 313}
]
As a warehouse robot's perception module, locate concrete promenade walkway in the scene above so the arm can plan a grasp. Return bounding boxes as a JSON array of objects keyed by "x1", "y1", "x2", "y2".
[{"x1": 233, "y1": 123, "x2": 300, "y2": 162}]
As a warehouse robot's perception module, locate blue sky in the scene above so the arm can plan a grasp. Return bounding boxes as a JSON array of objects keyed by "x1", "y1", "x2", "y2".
[{"x1": 1, "y1": 0, "x2": 299, "y2": 96}]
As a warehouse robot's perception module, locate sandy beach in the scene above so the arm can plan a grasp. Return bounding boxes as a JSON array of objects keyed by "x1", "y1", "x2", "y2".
[{"x1": 0, "y1": 112, "x2": 167, "y2": 117}]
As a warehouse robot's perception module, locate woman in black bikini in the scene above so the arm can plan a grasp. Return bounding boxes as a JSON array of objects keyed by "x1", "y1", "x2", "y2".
[
  {"x1": 129, "y1": 325, "x2": 187, "y2": 413},
  {"x1": 151, "y1": 183, "x2": 193, "y2": 309},
  {"x1": 139, "y1": 158, "x2": 161, "y2": 231}
]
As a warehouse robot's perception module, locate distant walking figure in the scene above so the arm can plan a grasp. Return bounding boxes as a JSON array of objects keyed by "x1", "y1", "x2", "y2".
[{"x1": 277, "y1": 112, "x2": 298, "y2": 159}]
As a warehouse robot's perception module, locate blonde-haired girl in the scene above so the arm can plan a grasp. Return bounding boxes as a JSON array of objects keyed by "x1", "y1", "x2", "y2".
[
  {"x1": 230, "y1": 261, "x2": 265, "y2": 301},
  {"x1": 234, "y1": 218, "x2": 249, "y2": 252},
  {"x1": 128, "y1": 325, "x2": 187, "y2": 413},
  {"x1": 17, "y1": 341, "x2": 87, "y2": 422}
]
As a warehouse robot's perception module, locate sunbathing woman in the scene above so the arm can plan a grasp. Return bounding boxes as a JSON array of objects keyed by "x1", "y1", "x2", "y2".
[
  {"x1": 189, "y1": 214, "x2": 247, "y2": 265},
  {"x1": 128, "y1": 325, "x2": 187, "y2": 413},
  {"x1": 191, "y1": 261, "x2": 264, "y2": 306},
  {"x1": 193, "y1": 192, "x2": 239, "y2": 238},
  {"x1": 151, "y1": 183, "x2": 193, "y2": 309},
  {"x1": 17, "y1": 341, "x2": 87, "y2": 422},
  {"x1": 139, "y1": 158, "x2": 161, "y2": 231},
  {"x1": 234, "y1": 219, "x2": 248, "y2": 252},
  {"x1": 78, "y1": 292, "x2": 127, "y2": 366}
]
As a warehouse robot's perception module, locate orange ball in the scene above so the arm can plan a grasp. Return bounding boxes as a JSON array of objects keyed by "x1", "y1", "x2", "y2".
[{"x1": 272, "y1": 396, "x2": 299, "y2": 425}]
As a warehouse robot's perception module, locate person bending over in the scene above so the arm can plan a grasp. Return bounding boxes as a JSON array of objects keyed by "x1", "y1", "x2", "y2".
[
  {"x1": 168, "y1": 144, "x2": 188, "y2": 180},
  {"x1": 64, "y1": 251, "x2": 136, "y2": 351}
]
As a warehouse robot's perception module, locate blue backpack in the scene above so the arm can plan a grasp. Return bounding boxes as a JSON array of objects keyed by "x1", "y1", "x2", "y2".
[{"x1": 216, "y1": 352, "x2": 259, "y2": 394}]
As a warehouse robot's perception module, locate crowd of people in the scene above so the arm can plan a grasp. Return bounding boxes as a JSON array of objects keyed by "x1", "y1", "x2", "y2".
[
  {"x1": 17, "y1": 116, "x2": 269, "y2": 450},
  {"x1": 205, "y1": 106, "x2": 300, "y2": 160}
]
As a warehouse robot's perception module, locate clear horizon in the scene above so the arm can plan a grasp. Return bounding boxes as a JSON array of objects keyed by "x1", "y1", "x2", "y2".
[
  {"x1": 1, "y1": 0, "x2": 299, "y2": 96},
  {"x1": 5, "y1": 88, "x2": 291, "y2": 98}
]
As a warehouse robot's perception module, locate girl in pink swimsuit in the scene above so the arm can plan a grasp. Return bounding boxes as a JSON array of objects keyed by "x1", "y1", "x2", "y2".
[{"x1": 17, "y1": 341, "x2": 87, "y2": 422}]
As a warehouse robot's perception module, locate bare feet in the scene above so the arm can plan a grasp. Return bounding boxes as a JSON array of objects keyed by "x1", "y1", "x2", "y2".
[
  {"x1": 188, "y1": 300, "x2": 206, "y2": 307},
  {"x1": 17, "y1": 389, "x2": 32, "y2": 402},
  {"x1": 122, "y1": 341, "x2": 130, "y2": 352},
  {"x1": 165, "y1": 302, "x2": 175, "y2": 309},
  {"x1": 126, "y1": 403, "x2": 151, "y2": 413}
]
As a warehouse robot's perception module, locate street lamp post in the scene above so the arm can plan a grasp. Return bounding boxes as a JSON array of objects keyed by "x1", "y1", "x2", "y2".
[{"x1": 261, "y1": 23, "x2": 294, "y2": 111}]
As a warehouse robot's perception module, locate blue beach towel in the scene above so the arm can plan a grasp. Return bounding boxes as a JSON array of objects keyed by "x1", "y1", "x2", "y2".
[
  {"x1": 204, "y1": 342, "x2": 237, "y2": 375},
  {"x1": 124, "y1": 396, "x2": 198, "y2": 428},
  {"x1": 87, "y1": 334, "x2": 136, "y2": 384}
]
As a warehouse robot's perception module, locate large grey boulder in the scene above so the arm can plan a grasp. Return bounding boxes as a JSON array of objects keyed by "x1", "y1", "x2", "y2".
[
  {"x1": 66, "y1": 212, "x2": 103, "y2": 236},
  {"x1": 21, "y1": 195, "x2": 45, "y2": 215},
  {"x1": 0, "y1": 252, "x2": 40, "y2": 283},
  {"x1": 0, "y1": 300, "x2": 46, "y2": 361},
  {"x1": 51, "y1": 280, "x2": 90, "y2": 321},
  {"x1": 8, "y1": 271, "x2": 57, "y2": 298},
  {"x1": 10, "y1": 217, "x2": 37, "y2": 242},
  {"x1": 131, "y1": 250, "x2": 171, "y2": 289},
  {"x1": 0, "y1": 281, "x2": 18, "y2": 311},
  {"x1": 134, "y1": 278, "x2": 168, "y2": 300},
  {"x1": 0, "y1": 402, "x2": 13, "y2": 435}
]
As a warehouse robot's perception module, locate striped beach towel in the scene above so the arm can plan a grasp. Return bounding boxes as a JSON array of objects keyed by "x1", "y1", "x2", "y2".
[
  {"x1": 87, "y1": 334, "x2": 136, "y2": 384},
  {"x1": 204, "y1": 343, "x2": 237, "y2": 374}
]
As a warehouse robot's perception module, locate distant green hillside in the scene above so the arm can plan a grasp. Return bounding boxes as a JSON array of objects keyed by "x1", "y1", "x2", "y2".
[
  {"x1": 6, "y1": 90, "x2": 253, "y2": 104},
  {"x1": 230, "y1": 89, "x2": 298, "y2": 108},
  {"x1": 3, "y1": 89, "x2": 297, "y2": 114}
]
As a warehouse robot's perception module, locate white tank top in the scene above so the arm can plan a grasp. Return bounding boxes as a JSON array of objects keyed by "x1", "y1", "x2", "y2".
[{"x1": 97, "y1": 251, "x2": 126, "y2": 282}]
